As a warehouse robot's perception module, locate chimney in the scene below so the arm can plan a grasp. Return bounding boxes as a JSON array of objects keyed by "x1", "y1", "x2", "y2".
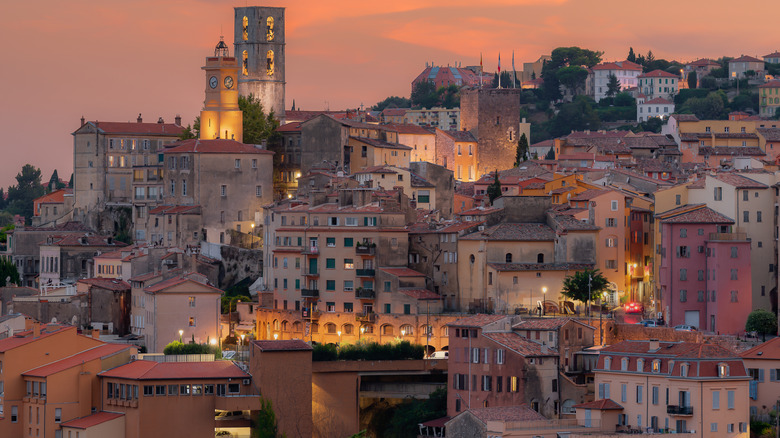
[
  {"x1": 649, "y1": 339, "x2": 660, "y2": 352},
  {"x1": 80, "y1": 116, "x2": 85, "y2": 126},
  {"x1": 157, "y1": 117, "x2": 164, "y2": 124},
  {"x1": 137, "y1": 113, "x2": 143, "y2": 123},
  {"x1": 175, "y1": 114, "x2": 182, "y2": 126},
  {"x1": 33, "y1": 322, "x2": 40, "y2": 338},
  {"x1": 541, "y1": 344, "x2": 549, "y2": 355},
  {"x1": 92, "y1": 329, "x2": 100, "y2": 340}
]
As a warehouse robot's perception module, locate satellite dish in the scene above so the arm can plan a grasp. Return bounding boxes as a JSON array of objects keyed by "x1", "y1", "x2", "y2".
[{"x1": 51, "y1": 317, "x2": 57, "y2": 323}]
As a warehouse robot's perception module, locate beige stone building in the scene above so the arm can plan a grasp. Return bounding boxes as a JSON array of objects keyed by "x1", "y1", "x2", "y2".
[
  {"x1": 353, "y1": 165, "x2": 437, "y2": 210},
  {"x1": 740, "y1": 337, "x2": 780, "y2": 420}
]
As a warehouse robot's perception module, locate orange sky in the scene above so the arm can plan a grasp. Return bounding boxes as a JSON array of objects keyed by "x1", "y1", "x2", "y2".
[{"x1": 1, "y1": 0, "x2": 777, "y2": 189}]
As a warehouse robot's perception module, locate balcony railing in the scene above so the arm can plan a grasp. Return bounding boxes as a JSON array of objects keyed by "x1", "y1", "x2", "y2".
[
  {"x1": 666, "y1": 405, "x2": 693, "y2": 416},
  {"x1": 355, "y1": 245, "x2": 376, "y2": 255},
  {"x1": 303, "y1": 246, "x2": 319, "y2": 255},
  {"x1": 355, "y1": 288, "x2": 375, "y2": 299},
  {"x1": 356, "y1": 269, "x2": 375, "y2": 277},
  {"x1": 301, "y1": 288, "x2": 319, "y2": 298},
  {"x1": 303, "y1": 269, "x2": 319, "y2": 277},
  {"x1": 708, "y1": 232, "x2": 748, "y2": 241},
  {"x1": 356, "y1": 312, "x2": 377, "y2": 323},
  {"x1": 301, "y1": 309, "x2": 320, "y2": 320}
]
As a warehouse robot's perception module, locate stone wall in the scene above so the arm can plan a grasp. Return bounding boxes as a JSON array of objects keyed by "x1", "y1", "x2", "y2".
[{"x1": 461, "y1": 88, "x2": 523, "y2": 175}]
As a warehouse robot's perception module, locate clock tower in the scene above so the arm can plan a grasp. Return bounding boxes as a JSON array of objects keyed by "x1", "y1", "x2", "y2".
[
  {"x1": 234, "y1": 6, "x2": 285, "y2": 123},
  {"x1": 200, "y1": 38, "x2": 243, "y2": 142}
]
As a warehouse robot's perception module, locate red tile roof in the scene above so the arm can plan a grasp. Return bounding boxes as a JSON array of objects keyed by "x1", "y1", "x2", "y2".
[
  {"x1": 147, "y1": 205, "x2": 201, "y2": 215},
  {"x1": 483, "y1": 332, "x2": 556, "y2": 356},
  {"x1": 462, "y1": 405, "x2": 546, "y2": 423},
  {"x1": 591, "y1": 60, "x2": 642, "y2": 71},
  {"x1": 165, "y1": 138, "x2": 274, "y2": 154},
  {"x1": 440, "y1": 130, "x2": 477, "y2": 142},
  {"x1": 143, "y1": 276, "x2": 222, "y2": 294},
  {"x1": 83, "y1": 121, "x2": 184, "y2": 136},
  {"x1": 23, "y1": 344, "x2": 132, "y2": 377},
  {"x1": 421, "y1": 416, "x2": 450, "y2": 427},
  {"x1": 686, "y1": 58, "x2": 720, "y2": 67},
  {"x1": 61, "y1": 412, "x2": 124, "y2": 430},
  {"x1": 462, "y1": 222, "x2": 556, "y2": 241},
  {"x1": 730, "y1": 55, "x2": 763, "y2": 63},
  {"x1": 759, "y1": 80, "x2": 780, "y2": 89},
  {"x1": 740, "y1": 337, "x2": 780, "y2": 360},
  {"x1": 573, "y1": 399, "x2": 623, "y2": 410},
  {"x1": 712, "y1": 173, "x2": 768, "y2": 189},
  {"x1": 379, "y1": 267, "x2": 426, "y2": 277},
  {"x1": 253, "y1": 339, "x2": 313, "y2": 352},
  {"x1": 78, "y1": 278, "x2": 131, "y2": 291},
  {"x1": 383, "y1": 123, "x2": 434, "y2": 135},
  {"x1": 381, "y1": 108, "x2": 409, "y2": 117},
  {"x1": 276, "y1": 122, "x2": 302, "y2": 133},
  {"x1": 638, "y1": 69, "x2": 678, "y2": 78},
  {"x1": 33, "y1": 189, "x2": 72, "y2": 205},
  {"x1": 643, "y1": 97, "x2": 674, "y2": 105},
  {"x1": 487, "y1": 262, "x2": 594, "y2": 272},
  {"x1": 448, "y1": 314, "x2": 507, "y2": 328},
  {"x1": 399, "y1": 289, "x2": 441, "y2": 300},
  {"x1": 570, "y1": 188, "x2": 612, "y2": 201},
  {"x1": 764, "y1": 52, "x2": 780, "y2": 59},
  {"x1": 46, "y1": 234, "x2": 127, "y2": 248},
  {"x1": 0, "y1": 326, "x2": 73, "y2": 352},
  {"x1": 99, "y1": 360, "x2": 249, "y2": 380},
  {"x1": 350, "y1": 136, "x2": 413, "y2": 151},
  {"x1": 660, "y1": 206, "x2": 734, "y2": 224},
  {"x1": 513, "y1": 317, "x2": 593, "y2": 330}
]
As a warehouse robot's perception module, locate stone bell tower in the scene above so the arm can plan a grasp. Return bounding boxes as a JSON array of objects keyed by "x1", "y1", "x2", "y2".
[
  {"x1": 234, "y1": 6, "x2": 286, "y2": 123},
  {"x1": 200, "y1": 38, "x2": 243, "y2": 142}
]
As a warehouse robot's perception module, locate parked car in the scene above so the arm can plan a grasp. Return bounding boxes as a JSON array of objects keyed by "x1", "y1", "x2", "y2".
[
  {"x1": 426, "y1": 351, "x2": 448, "y2": 360},
  {"x1": 637, "y1": 319, "x2": 659, "y2": 327},
  {"x1": 215, "y1": 411, "x2": 245, "y2": 421},
  {"x1": 625, "y1": 302, "x2": 644, "y2": 314},
  {"x1": 674, "y1": 325, "x2": 697, "y2": 332}
]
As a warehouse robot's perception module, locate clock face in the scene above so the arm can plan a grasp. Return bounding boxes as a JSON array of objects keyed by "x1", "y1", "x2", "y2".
[
  {"x1": 209, "y1": 76, "x2": 218, "y2": 89},
  {"x1": 224, "y1": 76, "x2": 234, "y2": 89}
]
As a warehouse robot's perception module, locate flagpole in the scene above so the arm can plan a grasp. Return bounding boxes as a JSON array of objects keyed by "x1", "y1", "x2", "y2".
[
  {"x1": 498, "y1": 52, "x2": 501, "y2": 89},
  {"x1": 512, "y1": 50, "x2": 516, "y2": 89},
  {"x1": 480, "y1": 52, "x2": 483, "y2": 88}
]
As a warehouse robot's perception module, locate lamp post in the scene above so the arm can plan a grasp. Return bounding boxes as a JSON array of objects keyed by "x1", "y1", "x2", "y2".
[
  {"x1": 250, "y1": 223, "x2": 255, "y2": 249},
  {"x1": 273, "y1": 333, "x2": 278, "y2": 340},
  {"x1": 587, "y1": 275, "x2": 592, "y2": 326},
  {"x1": 178, "y1": 329, "x2": 183, "y2": 343},
  {"x1": 337, "y1": 330, "x2": 342, "y2": 345},
  {"x1": 359, "y1": 326, "x2": 365, "y2": 342},
  {"x1": 542, "y1": 287, "x2": 547, "y2": 316},
  {"x1": 240, "y1": 334, "x2": 245, "y2": 362}
]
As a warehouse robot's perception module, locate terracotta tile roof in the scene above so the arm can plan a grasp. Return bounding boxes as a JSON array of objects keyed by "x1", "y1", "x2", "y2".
[
  {"x1": 591, "y1": 60, "x2": 642, "y2": 71},
  {"x1": 740, "y1": 337, "x2": 780, "y2": 360},
  {"x1": 698, "y1": 146, "x2": 765, "y2": 156},
  {"x1": 686, "y1": 58, "x2": 720, "y2": 67},
  {"x1": 660, "y1": 206, "x2": 734, "y2": 224},
  {"x1": 712, "y1": 173, "x2": 768, "y2": 189},
  {"x1": 379, "y1": 267, "x2": 426, "y2": 277},
  {"x1": 349, "y1": 136, "x2": 413, "y2": 150},
  {"x1": 573, "y1": 399, "x2": 623, "y2": 410},
  {"x1": 759, "y1": 80, "x2": 780, "y2": 89},
  {"x1": 61, "y1": 412, "x2": 124, "y2": 430},
  {"x1": 461, "y1": 223, "x2": 556, "y2": 241},
  {"x1": 81, "y1": 121, "x2": 183, "y2": 136},
  {"x1": 383, "y1": 123, "x2": 434, "y2": 135},
  {"x1": 45, "y1": 234, "x2": 127, "y2": 248},
  {"x1": 143, "y1": 276, "x2": 222, "y2": 294},
  {"x1": 381, "y1": 108, "x2": 409, "y2": 117},
  {"x1": 757, "y1": 128, "x2": 780, "y2": 141},
  {"x1": 33, "y1": 189, "x2": 72, "y2": 205},
  {"x1": 399, "y1": 289, "x2": 441, "y2": 300},
  {"x1": 730, "y1": 55, "x2": 763, "y2": 63},
  {"x1": 764, "y1": 52, "x2": 780, "y2": 59},
  {"x1": 23, "y1": 344, "x2": 132, "y2": 377},
  {"x1": 253, "y1": 339, "x2": 313, "y2": 352},
  {"x1": 0, "y1": 326, "x2": 72, "y2": 352},
  {"x1": 286, "y1": 110, "x2": 345, "y2": 123},
  {"x1": 353, "y1": 166, "x2": 398, "y2": 175},
  {"x1": 276, "y1": 122, "x2": 302, "y2": 133},
  {"x1": 464, "y1": 405, "x2": 546, "y2": 423},
  {"x1": 458, "y1": 206, "x2": 502, "y2": 216},
  {"x1": 78, "y1": 278, "x2": 131, "y2": 291},
  {"x1": 421, "y1": 416, "x2": 450, "y2": 428},
  {"x1": 601, "y1": 340, "x2": 737, "y2": 358},
  {"x1": 128, "y1": 271, "x2": 162, "y2": 282},
  {"x1": 483, "y1": 332, "x2": 556, "y2": 356},
  {"x1": 147, "y1": 205, "x2": 201, "y2": 215},
  {"x1": 164, "y1": 139, "x2": 274, "y2": 154},
  {"x1": 513, "y1": 317, "x2": 593, "y2": 330},
  {"x1": 638, "y1": 69, "x2": 678, "y2": 78},
  {"x1": 488, "y1": 262, "x2": 595, "y2": 271},
  {"x1": 672, "y1": 114, "x2": 700, "y2": 122},
  {"x1": 440, "y1": 130, "x2": 477, "y2": 142},
  {"x1": 93, "y1": 249, "x2": 127, "y2": 260},
  {"x1": 100, "y1": 360, "x2": 249, "y2": 380},
  {"x1": 448, "y1": 314, "x2": 506, "y2": 328},
  {"x1": 643, "y1": 97, "x2": 674, "y2": 105},
  {"x1": 570, "y1": 189, "x2": 611, "y2": 201}
]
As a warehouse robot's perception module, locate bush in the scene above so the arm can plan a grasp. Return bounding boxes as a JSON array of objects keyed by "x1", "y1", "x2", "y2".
[
  {"x1": 312, "y1": 340, "x2": 425, "y2": 361},
  {"x1": 163, "y1": 341, "x2": 218, "y2": 355}
]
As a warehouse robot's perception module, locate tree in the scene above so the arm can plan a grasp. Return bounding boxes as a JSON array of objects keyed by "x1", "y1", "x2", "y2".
[
  {"x1": 492, "y1": 71, "x2": 514, "y2": 88},
  {"x1": 746, "y1": 309, "x2": 778, "y2": 340},
  {"x1": 486, "y1": 171, "x2": 502, "y2": 205},
  {"x1": 411, "y1": 81, "x2": 438, "y2": 109},
  {"x1": 614, "y1": 92, "x2": 635, "y2": 107},
  {"x1": 544, "y1": 147, "x2": 555, "y2": 160},
  {"x1": 0, "y1": 188, "x2": 5, "y2": 210},
  {"x1": 179, "y1": 116, "x2": 200, "y2": 140},
  {"x1": 561, "y1": 269, "x2": 609, "y2": 308},
  {"x1": 541, "y1": 46, "x2": 604, "y2": 101},
  {"x1": 385, "y1": 388, "x2": 447, "y2": 438},
  {"x1": 679, "y1": 91, "x2": 727, "y2": 120},
  {"x1": 514, "y1": 133, "x2": 529, "y2": 166},
  {"x1": 0, "y1": 258, "x2": 20, "y2": 287},
  {"x1": 372, "y1": 96, "x2": 411, "y2": 112},
  {"x1": 605, "y1": 73, "x2": 621, "y2": 98},
  {"x1": 68, "y1": 173, "x2": 73, "y2": 188},
  {"x1": 550, "y1": 96, "x2": 601, "y2": 138},
  {"x1": 687, "y1": 70, "x2": 698, "y2": 89},
  {"x1": 646, "y1": 50, "x2": 655, "y2": 65},
  {"x1": 5, "y1": 164, "x2": 45, "y2": 222},
  {"x1": 252, "y1": 398, "x2": 284, "y2": 438},
  {"x1": 627, "y1": 47, "x2": 636, "y2": 63},
  {"x1": 47, "y1": 170, "x2": 66, "y2": 192},
  {"x1": 240, "y1": 94, "x2": 280, "y2": 145},
  {"x1": 556, "y1": 66, "x2": 589, "y2": 96}
]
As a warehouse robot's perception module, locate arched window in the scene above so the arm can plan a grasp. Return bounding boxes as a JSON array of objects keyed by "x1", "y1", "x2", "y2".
[
  {"x1": 242, "y1": 50, "x2": 249, "y2": 76},
  {"x1": 266, "y1": 50, "x2": 275, "y2": 76},
  {"x1": 637, "y1": 358, "x2": 644, "y2": 372},
  {"x1": 441, "y1": 326, "x2": 449, "y2": 337},
  {"x1": 537, "y1": 253, "x2": 544, "y2": 263},
  {"x1": 266, "y1": 16, "x2": 275, "y2": 41},
  {"x1": 325, "y1": 323, "x2": 337, "y2": 334},
  {"x1": 562, "y1": 399, "x2": 576, "y2": 414},
  {"x1": 680, "y1": 363, "x2": 689, "y2": 377},
  {"x1": 342, "y1": 324, "x2": 354, "y2": 335},
  {"x1": 718, "y1": 363, "x2": 729, "y2": 377},
  {"x1": 470, "y1": 254, "x2": 475, "y2": 264},
  {"x1": 310, "y1": 323, "x2": 319, "y2": 334},
  {"x1": 420, "y1": 324, "x2": 432, "y2": 337},
  {"x1": 361, "y1": 324, "x2": 374, "y2": 334},
  {"x1": 400, "y1": 324, "x2": 414, "y2": 336},
  {"x1": 281, "y1": 320, "x2": 289, "y2": 332},
  {"x1": 621, "y1": 357, "x2": 629, "y2": 371},
  {"x1": 292, "y1": 321, "x2": 302, "y2": 332},
  {"x1": 604, "y1": 356, "x2": 612, "y2": 370},
  {"x1": 242, "y1": 16, "x2": 248, "y2": 40},
  {"x1": 505, "y1": 253, "x2": 513, "y2": 263},
  {"x1": 272, "y1": 319, "x2": 280, "y2": 331},
  {"x1": 381, "y1": 324, "x2": 394, "y2": 336},
  {"x1": 652, "y1": 359, "x2": 661, "y2": 373}
]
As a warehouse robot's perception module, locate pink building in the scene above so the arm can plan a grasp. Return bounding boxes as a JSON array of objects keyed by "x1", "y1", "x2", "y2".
[{"x1": 657, "y1": 205, "x2": 752, "y2": 333}]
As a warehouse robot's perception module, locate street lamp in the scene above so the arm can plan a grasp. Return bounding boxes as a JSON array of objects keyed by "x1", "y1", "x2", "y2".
[
  {"x1": 273, "y1": 333, "x2": 278, "y2": 340},
  {"x1": 337, "y1": 330, "x2": 342, "y2": 345},
  {"x1": 250, "y1": 223, "x2": 255, "y2": 249},
  {"x1": 240, "y1": 334, "x2": 246, "y2": 362},
  {"x1": 178, "y1": 329, "x2": 183, "y2": 343},
  {"x1": 542, "y1": 287, "x2": 547, "y2": 316},
  {"x1": 360, "y1": 326, "x2": 365, "y2": 342}
]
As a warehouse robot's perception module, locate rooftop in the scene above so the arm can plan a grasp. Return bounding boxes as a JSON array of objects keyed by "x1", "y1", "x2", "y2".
[
  {"x1": 164, "y1": 138, "x2": 274, "y2": 154},
  {"x1": 573, "y1": 399, "x2": 624, "y2": 410},
  {"x1": 24, "y1": 344, "x2": 131, "y2": 377},
  {"x1": 60, "y1": 412, "x2": 124, "y2": 430},
  {"x1": 99, "y1": 360, "x2": 249, "y2": 380},
  {"x1": 253, "y1": 339, "x2": 313, "y2": 352},
  {"x1": 461, "y1": 222, "x2": 556, "y2": 241}
]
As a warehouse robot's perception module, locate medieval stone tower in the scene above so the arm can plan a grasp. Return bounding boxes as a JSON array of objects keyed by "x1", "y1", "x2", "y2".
[
  {"x1": 234, "y1": 6, "x2": 286, "y2": 123},
  {"x1": 460, "y1": 88, "x2": 528, "y2": 175}
]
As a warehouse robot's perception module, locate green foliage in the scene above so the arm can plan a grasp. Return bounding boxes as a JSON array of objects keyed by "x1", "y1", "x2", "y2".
[
  {"x1": 674, "y1": 88, "x2": 710, "y2": 106},
  {"x1": 605, "y1": 73, "x2": 621, "y2": 97},
  {"x1": 5, "y1": 164, "x2": 45, "y2": 222},
  {"x1": 730, "y1": 92, "x2": 758, "y2": 113},
  {"x1": 486, "y1": 171, "x2": 502, "y2": 205},
  {"x1": 47, "y1": 170, "x2": 66, "y2": 192},
  {"x1": 312, "y1": 340, "x2": 425, "y2": 362},
  {"x1": 515, "y1": 133, "x2": 529, "y2": 166},
  {"x1": 544, "y1": 147, "x2": 555, "y2": 160},
  {"x1": 0, "y1": 258, "x2": 20, "y2": 287},
  {"x1": 556, "y1": 66, "x2": 588, "y2": 94},
  {"x1": 541, "y1": 46, "x2": 603, "y2": 100},
  {"x1": 372, "y1": 96, "x2": 411, "y2": 112},
  {"x1": 774, "y1": 107, "x2": 780, "y2": 120},
  {"x1": 709, "y1": 67, "x2": 727, "y2": 78},
  {"x1": 0, "y1": 223, "x2": 13, "y2": 243},
  {"x1": 222, "y1": 295, "x2": 251, "y2": 313},
  {"x1": 687, "y1": 70, "x2": 698, "y2": 89},
  {"x1": 745, "y1": 309, "x2": 778, "y2": 339},
  {"x1": 561, "y1": 269, "x2": 609, "y2": 303},
  {"x1": 163, "y1": 341, "x2": 219, "y2": 355},
  {"x1": 252, "y1": 398, "x2": 284, "y2": 438},
  {"x1": 385, "y1": 388, "x2": 447, "y2": 438},
  {"x1": 627, "y1": 47, "x2": 636, "y2": 63},
  {"x1": 614, "y1": 92, "x2": 635, "y2": 107},
  {"x1": 411, "y1": 82, "x2": 459, "y2": 109},
  {"x1": 679, "y1": 91, "x2": 728, "y2": 120},
  {"x1": 699, "y1": 76, "x2": 718, "y2": 90},
  {"x1": 491, "y1": 71, "x2": 514, "y2": 88},
  {"x1": 68, "y1": 174, "x2": 73, "y2": 188},
  {"x1": 549, "y1": 96, "x2": 601, "y2": 137},
  {"x1": 240, "y1": 94, "x2": 281, "y2": 145}
]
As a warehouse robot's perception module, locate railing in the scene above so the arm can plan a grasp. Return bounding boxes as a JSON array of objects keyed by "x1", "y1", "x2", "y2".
[
  {"x1": 708, "y1": 232, "x2": 748, "y2": 241},
  {"x1": 356, "y1": 312, "x2": 377, "y2": 323},
  {"x1": 356, "y1": 269, "x2": 375, "y2": 277},
  {"x1": 301, "y1": 288, "x2": 320, "y2": 298},
  {"x1": 355, "y1": 288, "x2": 375, "y2": 299},
  {"x1": 303, "y1": 246, "x2": 319, "y2": 255},
  {"x1": 356, "y1": 246, "x2": 376, "y2": 255},
  {"x1": 667, "y1": 405, "x2": 693, "y2": 415},
  {"x1": 303, "y1": 269, "x2": 319, "y2": 277}
]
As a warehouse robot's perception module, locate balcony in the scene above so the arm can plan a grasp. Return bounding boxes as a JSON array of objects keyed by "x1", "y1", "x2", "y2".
[
  {"x1": 355, "y1": 288, "x2": 376, "y2": 299},
  {"x1": 302, "y1": 308, "x2": 320, "y2": 320},
  {"x1": 666, "y1": 405, "x2": 693, "y2": 416},
  {"x1": 302, "y1": 246, "x2": 319, "y2": 255},
  {"x1": 356, "y1": 269, "x2": 375, "y2": 277},
  {"x1": 301, "y1": 288, "x2": 319, "y2": 298},
  {"x1": 303, "y1": 269, "x2": 319, "y2": 277},
  {"x1": 708, "y1": 232, "x2": 748, "y2": 241},
  {"x1": 356, "y1": 312, "x2": 377, "y2": 323},
  {"x1": 355, "y1": 245, "x2": 376, "y2": 256}
]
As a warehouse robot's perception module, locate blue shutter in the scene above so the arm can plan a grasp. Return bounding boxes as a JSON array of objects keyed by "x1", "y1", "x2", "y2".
[
  {"x1": 771, "y1": 369, "x2": 777, "y2": 382},
  {"x1": 749, "y1": 380, "x2": 758, "y2": 400},
  {"x1": 759, "y1": 368, "x2": 765, "y2": 382}
]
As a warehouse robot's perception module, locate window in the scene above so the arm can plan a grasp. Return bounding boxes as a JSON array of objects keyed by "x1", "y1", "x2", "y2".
[
  {"x1": 621, "y1": 384, "x2": 627, "y2": 402},
  {"x1": 326, "y1": 238, "x2": 336, "y2": 247},
  {"x1": 251, "y1": 158, "x2": 257, "y2": 168},
  {"x1": 714, "y1": 186, "x2": 722, "y2": 200},
  {"x1": 496, "y1": 349, "x2": 505, "y2": 364},
  {"x1": 679, "y1": 289, "x2": 687, "y2": 302},
  {"x1": 712, "y1": 390, "x2": 720, "y2": 409},
  {"x1": 344, "y1": 259, "x2": 354, "y2": 269},
  {"x1": 221, "y1": 185, "x2": 227, "y2": 197},
  {"x1": 611, "y1": 200, "x2": 618, "y2": 211},
  {"x1": 256, "y1": 186, "x2": 262, "y2": 197},
  {"x1": 636, "y1": 385, "x2": 643, "y2": 403},
  {"x1": 326, "y1": 280, "x2": 335, "y2": 291},
  {"x1": 621, "y1": 357, "x2": 629, "y2": 371},
  {"x1": 55, "y1": 408, "x2": 61, "y2": 423},
  {"x1": 731, "y1": 290, "x2": 738, "y2": 302},
  {"x1": 718, "y1": 363, "x2": 729, "y2": 377},
  {"x1": 680, "y1": 269, "x2": 687, "y2": 281},
  {"x1": 727, "y1": 390, "x2": 735, "y2": 409},
  {"x1": 188, "y1": 296, "x2": 196, "y2": 307},
  {"x1": 731, "y1": 269, "x2": 738, "y2": 280},
  {"x1": 758, "y1": 211, "x2": 762, "y2": 222},
  {"x1": 189, "y1": 317, "x2": 196, "y2": 327},
  {"x1": 156, "y1": 385, "x2": 166, "y2": 396},
  {"x1": 652, "y1": 386, "x2": 659, "y2": 405},
  {"x1": 144, "y1": 385, "x2": 153, "y2": 396},
  {"x1": 606, "y1": 218, "x2": 617, "y2": 227},
  {"x1": 652, "y1": 360, "x2": 660, "y2": 373}
]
